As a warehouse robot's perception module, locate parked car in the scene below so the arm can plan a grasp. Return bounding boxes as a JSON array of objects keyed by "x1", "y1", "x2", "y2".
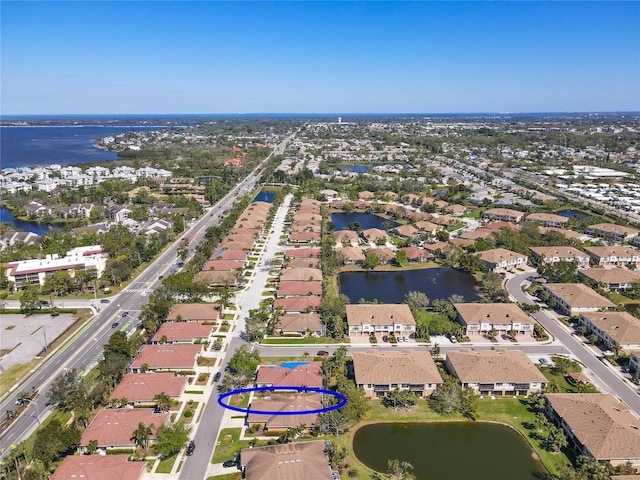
[
  {"x1": 100, "y1": 299, "x2": 110, "y2": 304},
  {"x1": 222, "y1": 460, "x2": 237, "y2": 468},
  {"x1": 186, "y1": 441, "x2": 195, "y2": 456},
  {"x1": 111, "y1": 322, "x2": 119, "y2": 329},
  {"x1": 539, "y1": 358, "x2": 548, "y2": 365},
  {"x1": 122, "y1": 312, "x2": 128, "y2": 317},
  {"x1": 214, "y1": 372, "x2": 222, "y2": 382},
  {"x1": 158, "y1": 275, "x2": 164, "y2": 280},
  {"x1": 317, "y1": 350, "x2": 329, "y2": 356},
  {"x1": 382, "y1": 336, "x2": 389, "y2": 342}
]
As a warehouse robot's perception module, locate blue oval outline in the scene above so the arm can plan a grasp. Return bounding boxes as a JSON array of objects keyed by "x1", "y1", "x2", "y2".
[{"x1": 217, "y1": 386, "x2": 347, "y2": 415}]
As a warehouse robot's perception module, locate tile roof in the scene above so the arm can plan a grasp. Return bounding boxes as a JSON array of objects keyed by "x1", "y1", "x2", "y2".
[
  {"x1": 129, "y1": 344, "x2": 202, "y2": 370},
  {"x1": 546, "y1": 393, "x2": 640, "y2": 461},
  {"x1": 80, "y1": 409, "x2": 169, "y2": 448},
  {"x1": 273, "y1": 296, "x2": 321, "y2": 313},
  {"x1": 110, "y1": 373, "x2": 186, "y2": 402},
  {"x1": 248, "y1": 393, "x2": 322, "y2": 429},
  {"x1": 51, "y1": 455, "x2": 146, "y2": 480},
  {"x1": 353, "y1": 350, "x2": 442, "y2": 385},
  {"x1": 277, "y1": 281, "x2": 322, "y2": 296},
  {"x1": 152, "y1": 322, "x2": 213, "y2": 343},
  {"x1": 241, "y1": 441, "x2": 332, "y2": 480},
  {"x1": 167, "y1": 303, "x2": 221, "y2": 321},
  {"x1": 256, "y1": 361, "x2": 323, "y2": 388}
]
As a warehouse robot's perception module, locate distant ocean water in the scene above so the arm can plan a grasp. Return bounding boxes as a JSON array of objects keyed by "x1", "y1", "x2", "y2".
[{"x1": 0, "y1": 124, "x2": 165, "y2": 170}]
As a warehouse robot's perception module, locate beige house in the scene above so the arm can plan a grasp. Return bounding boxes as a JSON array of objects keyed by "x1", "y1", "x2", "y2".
[
  {"x1": 545, "y1": 394, "x2": 640, "y2": 467},
  {"x1": 247, "y1": 394, "x2": 321, "y2": 432},
  {"x1": 454, "y1": 303, "x2": 535, "y2": 336},
  {"x1": 578, "y1": 311, "x2": 640, "y2": 350},
  {"x1": 525, "y1": 212, "x2": 569, "y2": 228},
  {"x1": 482, "y1": 208, "x2": 525, "y2": 223},
  {"x1": 586, "y1": 223, "x2": 640, "y2": 243},
  {"x1": 629, "y1": 351, "x2": 640, "y2": 373},
  {"x1": 446, "y1": 350, "x2": 547, "y2": 396},
  {"x1": 352, "y1": 350, "x2": 443, "y2": 398},
  {"x1": 346, "y1": 304, "x2": 416, "y2": 337},
  {"x1": 543, "y1": 283, "x2": 615, "y2": 316},
  {"x1": 335, "y1": 246, "x2": 365, "y2": 264},
  {"x1": 577, "y1": 268, "x2": 640, "y2": 291},
  {"x1": 166, "y1": 303, "x2": 222, "y2": 322},
  {"x1": 476, "y1": 248, "x2": 528, "y2": 273},
  {"x1": 335, "y1": 230, "x2": 360, "y2": 247},
  {"x1": 584, "y1": 246, "x2": 640, "y2": 269},
  {"x1": 240, "y1": 441, "x2": 332, "y2": 480},
  {"x1": 529, "y1": 246, "x2": 590, "y2": 268}
]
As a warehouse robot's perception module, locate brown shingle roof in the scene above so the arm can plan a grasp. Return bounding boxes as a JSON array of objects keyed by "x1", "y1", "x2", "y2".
[
  {"x1": 578, "y1": 268, "x2": 640, "y2": 285},
  {"x1": 446, "y1": 350, "x2": 547, "y2": 384},
  {"x1": 346, "y1": 304, "x2": 415, "y2": 327},
  {"x1": 335, "y1": 247, "x2": 365, "y2": 262},
  {"x1": 454, "y1": 303, "x2": 533, "y2": 326},
  {"x1": 580, "y1": 311, "x2": 640, "y2": 345},
  {"x1": 546, "y1": 393, "x2": 640, "y2": 461},
  {"x1": 476, "y1": 248, "x2": 527, "y2": 264},
  {"x1": 247, "y1": 394, "x2": 322, "y2": 429},
  {"x1": 545, "y1": 283, "x2": 616, "y2": 308},
  {"x1": 278, "y1": 313, "x2": 323, "y2": 333},
  {"x1": 241, "y1": 441, "x2": 332, "y2": 480},
  {"x1": 353, "y1": 350, "x2": 443, "y2": 385}
]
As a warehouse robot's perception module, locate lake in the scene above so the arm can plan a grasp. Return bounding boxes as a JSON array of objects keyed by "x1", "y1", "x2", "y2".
[
  {"x1": 338, "y1": 267, "x2": 480, "y2": 303},
  {"x1": 353, "y1": 422, "x2": 548, "y2": 480},
  {"x1": 0, "y1": 207, "x2": 58, "y2": 235},
  {"x1": 331, "y1": 212, "x2": 399, "y2": 231},
  {"x1": 342, "y1": 165, "x2": 368, "y2": 173},
  {"x1": 556, "y1": 209, "x2": 591, "y2": 219},
  {"x1": 0, "y1": 124, "x2": 170, "y2": 169}
]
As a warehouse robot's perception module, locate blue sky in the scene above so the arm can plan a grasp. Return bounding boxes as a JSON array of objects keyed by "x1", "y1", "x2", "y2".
[{"x1": 1, "y1": 1, "x2": 639, "y2": 114}]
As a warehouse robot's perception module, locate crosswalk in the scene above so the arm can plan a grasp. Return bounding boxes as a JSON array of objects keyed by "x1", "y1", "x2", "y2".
[{"x1": 121, "y1": 288, "x2": 151, "y2": 296}]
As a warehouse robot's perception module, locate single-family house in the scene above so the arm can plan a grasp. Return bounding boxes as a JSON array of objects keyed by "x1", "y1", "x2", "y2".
[
  {"x1": 128, "y1": 344, "x2": 202, "y2": 373},
  {"x1": 166, "y1": 303, "x2": 222, "y2": 322},
  {"x1": 79, "y1": 408, "x2": 169, "y2": 452},
  {"x1": 109, "y1": 372, "x2": 186, "y2": 406},
  {"x1": 151, "y1": 322, "x2": 213, "y2": 344},
  {"x1": 256, "y1": 361, "x2": 323, "y2": 388},
  {"x1": 240, "y1": 441, "x2": 333, "y2": 480},
  {"x1": 276, "y1": 313, "x2": 323, "y2": 337},
  {"x1": 52, "y1": 455, "x2": 146, "y2": 480},
  {"x1": 247, "y1": 394, "x2": 322, "y2": 432}
]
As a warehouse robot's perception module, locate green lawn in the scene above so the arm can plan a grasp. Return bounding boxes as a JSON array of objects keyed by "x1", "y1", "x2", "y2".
[
  {"x1": 541, "y1": 368, "x2": 598, "y2": 394},
  {"x1": 155, "y1": 453, "x2": 178, "y2": 473},
  {"x1": 206, "y1": 473, "x2": 242, "y2": 480},
  {"x1": 211, "y1": 428, "x2": 270, "y2": 464}
]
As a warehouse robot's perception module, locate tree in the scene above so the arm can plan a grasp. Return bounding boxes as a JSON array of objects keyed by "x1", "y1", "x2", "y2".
[
  {"x1": 364, "y1": 252, "x2": 380, "y2": 270},
  {"x1": 395, "y1": 249, "x2": 408, "y2": 267},
  {"x1": 153, "y1": 392, "x2": 172, "y2": 412},
  {"x1": 429, "y1": 377, "x2": 478, "y2": 420},
  {"x1": 85, "y1": 439, "x2": 99, "y2": 455},
  {"x1": 228, "y1": 345, "x2": 261, "y2": 386},
  {"x1": 404, "y1": 291, "x2": 430, "y2": 310},
  {"x1": 48, "y1": 368, "x2": 82, "y2": 410},
  {"x1": 20, "y1": 287, "x2": 41, "y2": 314},
  {"x1": 154, "y1": 421, "x2": 190, "y2": 458},
  {"x1": 547, "y1": 424, "x2": 567, "y2": 454},
  {"x1": 32, "y1": 419, "x2": 80, "y2": 469},
  {"x1": 540, "y1": 260, "x2": 578, "y2": 283},
  {"x1": 382, "y1": 389, "x2": 418, "y2": 410},
  {"x1": 386, "y1": 459, "x2": 416, "y2": 480},
  {"x1": 132, "y1": 422, "x2": 154, "y2": 450}
]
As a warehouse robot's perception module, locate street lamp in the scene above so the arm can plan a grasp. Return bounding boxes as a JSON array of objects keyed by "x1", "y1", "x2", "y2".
[{"x1": 19, "y1": 398, "x2": 41, "y2": 426}]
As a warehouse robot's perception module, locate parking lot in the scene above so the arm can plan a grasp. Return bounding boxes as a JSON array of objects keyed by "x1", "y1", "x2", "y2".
[{"x1": 0, "y1": 313, "x2": 77, "y2": 371}]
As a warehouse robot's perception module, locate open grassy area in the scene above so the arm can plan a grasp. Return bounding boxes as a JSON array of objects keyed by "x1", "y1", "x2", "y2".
[
  {"x1": 211, "y1": 428, "x2": 270, "y2": 464},
  {"x1": 0, "y1": 358, "x2": 41, "y2": 397},
  {"x1": 541, "y1": 368, "x2": 598, "y2": 394},
  {"x1": 156, "y1": 453, "x2": 178, "y2": 473},
  {"x1": 332, "y1": 397, "x2": 571, "y2": 479},
  {"x1": 206, "y1": 473, "x2": 242, "y2": 480}
]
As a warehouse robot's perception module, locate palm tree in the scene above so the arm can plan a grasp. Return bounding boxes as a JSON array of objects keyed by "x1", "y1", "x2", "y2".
[
  {"x1": 153, "y1": 392, "x2": 172, "y2": 413},
  {"x1": 132, "y1": 422, "x2": 154, "y2": 450},
  {"x1": 610, "y1": 344, "x2": 622, "y2": 361}
]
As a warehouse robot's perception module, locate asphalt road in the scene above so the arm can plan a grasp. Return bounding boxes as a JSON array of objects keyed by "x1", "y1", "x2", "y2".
[
  {"x1": 505, "y1": 271, "x2": 640, "y2": 414},
  {"x1": 0, "y1": 132, "x2": 295, "y2": 458}
]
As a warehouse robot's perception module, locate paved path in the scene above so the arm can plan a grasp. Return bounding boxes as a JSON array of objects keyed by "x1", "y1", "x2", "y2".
[
  {"x1": 178, "y1": 193, "x2": 293, "y2": 480},
  {"x1": 505, "y1": 271, "x2": 640, "y2": 414}
]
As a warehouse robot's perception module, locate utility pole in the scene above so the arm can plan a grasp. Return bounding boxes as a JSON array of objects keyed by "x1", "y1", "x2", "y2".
[{"x1": 43, "y1": 329, "x2": 48, "y2": 354}]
